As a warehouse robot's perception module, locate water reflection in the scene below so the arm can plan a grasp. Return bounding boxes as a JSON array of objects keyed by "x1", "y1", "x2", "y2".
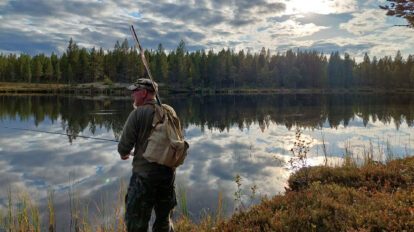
[
  {"x1": 2, "y1": 94, "x2": 414, "y2": 137},
  {"x1": 0, "y1": 94, "x2": 413, "y2": 230}
]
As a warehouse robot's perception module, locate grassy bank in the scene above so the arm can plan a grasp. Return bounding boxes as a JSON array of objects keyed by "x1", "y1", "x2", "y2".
[
  {"x1": 176, "y1": 156, "x2": 414, "y2": 231},
  {"x1": 2, "y1": 82, "x2": 414, "y2": 95},
  {"x1": 0, "y1": 82, "x2": 127, "y2": 95}
]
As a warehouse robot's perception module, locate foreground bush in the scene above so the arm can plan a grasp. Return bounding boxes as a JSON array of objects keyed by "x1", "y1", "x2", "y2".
[
  {"x1": 215, "y1": 183, "x2": 413, "y2": 231},
  {"x1": 288, "y1": 156, "x2": 414, "y2": 192}
]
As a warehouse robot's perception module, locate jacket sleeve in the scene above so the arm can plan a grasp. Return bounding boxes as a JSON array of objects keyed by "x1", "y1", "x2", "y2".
[{"x1": 118, "y1": 110, "x2": 138, "y2": 156}]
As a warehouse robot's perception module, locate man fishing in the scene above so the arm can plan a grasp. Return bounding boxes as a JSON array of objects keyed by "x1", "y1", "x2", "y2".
[{"x1": 118, "y1": 78, "x2": 177, "y2": 232}]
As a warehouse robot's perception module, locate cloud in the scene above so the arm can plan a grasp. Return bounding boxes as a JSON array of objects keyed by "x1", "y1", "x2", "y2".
[
  {"x1": 0, "y1": 0, "x2": 287, "y2": 55},
  {"x1": 294, "y1": 13, "x2": 354, "y2": 27},
  {"x1": 269, "y1": 20, "x2": 328, "y2": 38},
  {"x1": 335, "y1": 9, "x2": 414, "y2": 59},
  {"x1": 340, "y1": 9, "x2": 387, "y2": 35},
  {"x1": 285, "y1": 0, "x2": 358, "y2": 15},
  {"x1": 293, "y1": 41, "x2": 374, "y2": 54},
  {"x1": 0, "y1": 28, "x2": 61, "y2": 54}
]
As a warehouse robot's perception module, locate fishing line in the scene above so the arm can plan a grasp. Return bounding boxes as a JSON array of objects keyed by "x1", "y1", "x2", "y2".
[{"x1": 1, "y1": 126, "x2": 118, "y2": 143}]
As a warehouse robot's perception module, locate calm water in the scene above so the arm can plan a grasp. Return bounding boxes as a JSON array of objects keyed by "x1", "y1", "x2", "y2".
[{"x1": 0, "y1": 93, "x2": 414, "y2": 230}]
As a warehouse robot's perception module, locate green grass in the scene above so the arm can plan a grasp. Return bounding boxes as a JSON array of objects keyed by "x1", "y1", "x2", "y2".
[{"x1": 177, "y1": 186, "x2": 190, "y2": 219}]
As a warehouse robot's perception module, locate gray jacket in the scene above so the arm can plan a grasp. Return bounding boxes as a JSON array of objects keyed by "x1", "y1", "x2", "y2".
[{"x1": 118, "y1": 99, "x2": 165, "y2": 172}]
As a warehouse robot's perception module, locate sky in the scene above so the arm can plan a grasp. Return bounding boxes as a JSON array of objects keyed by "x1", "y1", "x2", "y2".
[{"x1": 0, "y1": 0, "x2": 414, "y2": 60}]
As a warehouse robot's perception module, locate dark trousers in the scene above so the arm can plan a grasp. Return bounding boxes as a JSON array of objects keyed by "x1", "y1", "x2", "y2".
[{"x1": 125, "y1": 168, "x2": 176, "y2": 232}]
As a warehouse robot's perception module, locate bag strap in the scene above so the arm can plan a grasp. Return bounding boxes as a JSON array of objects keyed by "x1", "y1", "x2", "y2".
[
  {"x1": 142, "y1": 103, "x2": 163, "y2": 144},
  {"x1": 152, "y1": 104, "x2": 165, "y2": 126},
  {"x1": 163, "y1": 105, "x2": 184, "y2": 140}
]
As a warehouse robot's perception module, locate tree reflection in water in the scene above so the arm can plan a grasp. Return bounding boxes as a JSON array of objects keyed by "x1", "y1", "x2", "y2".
[{"x1": 1, "y1": 94, "x2": 413, "y2": 142}]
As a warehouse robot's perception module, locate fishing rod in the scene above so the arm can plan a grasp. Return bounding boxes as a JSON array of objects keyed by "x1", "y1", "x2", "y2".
[
  {"x1": 129, "y1": 25, "x2": 162, "y2": 106},
  {"x1": 2, "y1": 126, "x2": 118, "y2": 143}
]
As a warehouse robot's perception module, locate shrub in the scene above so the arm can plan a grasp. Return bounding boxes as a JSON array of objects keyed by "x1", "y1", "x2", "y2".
[
  {"x1": 216, "y1": 183, "x2": 414, "y2": 231},
  {"x1": 213, "y1": 157, "x2": 414, "y2": 232},
  {"x1": 288, "y1": 157, "x2": 414, "y2": 192}
]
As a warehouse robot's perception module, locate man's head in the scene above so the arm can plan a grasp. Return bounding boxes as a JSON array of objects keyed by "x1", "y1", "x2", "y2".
[{"x1": 127, "y1": 78, "x2": 158, "y2": 108}]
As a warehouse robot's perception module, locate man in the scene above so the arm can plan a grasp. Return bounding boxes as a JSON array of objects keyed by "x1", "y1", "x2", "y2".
[{"x1": 118, "y1": 78, "x2": 176, "y2": 232}]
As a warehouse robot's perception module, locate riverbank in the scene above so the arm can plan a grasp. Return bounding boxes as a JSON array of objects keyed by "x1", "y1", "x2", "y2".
[
  {"x1": 176, "y1": 156, "x2": 414, "y2": 231},
  {"x1": 2, "y1": 82, "x2": 414, "y2": 95},
  {"x1": 2, "y1": 156, "x2": 413, "y2": 231},
  {"x1": 0, "y1": 82, "x2": 128, "y2": 95}
]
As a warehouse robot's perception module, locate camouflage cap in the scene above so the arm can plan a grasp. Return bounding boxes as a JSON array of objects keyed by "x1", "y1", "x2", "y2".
[{"x1": 127, "y1": 78, "x2": 158, "y2": 92}]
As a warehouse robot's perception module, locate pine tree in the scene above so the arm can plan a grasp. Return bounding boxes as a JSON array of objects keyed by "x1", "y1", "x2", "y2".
[
  {"x1": 176, "y1": 40, "x2": 187, "y2": 86},
  {"x1": 127, "y1": 48, "x2": 140, "y2": 82},
  {"x1": 60, "y1": 53, "x2": 68, "y2": 83},
  {"x1": 6, "y1": 54, "x2": 17, "y2": 82},
  {"x1": 393, "y1": 51, "x2": 404, "y2": 88},
  {"x1": 66, "y1": 38, "x2": 79, "y2": 83},
  {"x1": 44, "y1": 57, "x2": 54, "y2": 82},
  {"x1": 19, "y1": 54, "x2": 32, "y2": 83},
  {"x1": 51, "y1": 53, "x2": 61, "y2": 82},
  {"x1": 32, "y1": 56, "x2": 43, "y2": 83},
  {"x1": 78, "y1": 48, "x2": 90, "y2": 83},
  {"x1": 406, "y1": 55, "x2": 414, "y2": 87},
  {"x1": 410, "y1": 66, "x2": 414, "y2": 87},
  {"x1": 89, "y1": 47, "x2": 104, "y2": 82},
  {"x1": 155, "y1": 43, "x2": 168, "y2": 83},
  {"x1": 360, "y1": 53, "x2": 371, "y2": 86},
  {"x1": 67, "y1": 64, "x2": 74, "y2": 84},
  {"x1": 343, "y1": 53, "x2": 354, "y2": 88}
]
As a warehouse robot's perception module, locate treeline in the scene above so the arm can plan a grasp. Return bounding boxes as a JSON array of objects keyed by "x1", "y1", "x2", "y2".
[{"x1": 1, "y1": 38, "x2": 414, "y2": 89}]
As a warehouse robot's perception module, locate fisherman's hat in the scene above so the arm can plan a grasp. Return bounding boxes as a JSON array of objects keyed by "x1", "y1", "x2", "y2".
[{"x1": 127, "y1": 78, "x2": 158, "y2": 92}]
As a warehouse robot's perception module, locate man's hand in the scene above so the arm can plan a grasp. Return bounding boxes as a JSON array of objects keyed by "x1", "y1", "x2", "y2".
[{"x1": 121, "y1": 152, "x2": 131, "y2": 160}]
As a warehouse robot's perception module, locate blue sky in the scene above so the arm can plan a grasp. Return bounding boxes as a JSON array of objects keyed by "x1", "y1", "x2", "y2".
[{"x1": 0, "y1": 0, "x2": 413, "y2": 60}]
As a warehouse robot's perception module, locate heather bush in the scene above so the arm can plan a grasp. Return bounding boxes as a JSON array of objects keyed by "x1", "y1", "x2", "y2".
[
  {"x1": 215, "y1": 183, "x2": 414, "y2": 231},
  {"x1": 210, "y1": 157, "x2": 414, "y2": 232},
  {"x1": 288, "y1": 156, "x2": 414, "y2": 192}
]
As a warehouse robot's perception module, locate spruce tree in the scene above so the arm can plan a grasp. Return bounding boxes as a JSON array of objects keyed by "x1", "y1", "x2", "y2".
[{"x1": 44, "y1": 57, "x2": 54, "y2": 82}]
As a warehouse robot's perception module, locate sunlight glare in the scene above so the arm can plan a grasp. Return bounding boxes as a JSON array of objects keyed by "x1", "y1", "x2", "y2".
[{"x1": 288, "y1": 0, "x2": 335, "y2": 14}]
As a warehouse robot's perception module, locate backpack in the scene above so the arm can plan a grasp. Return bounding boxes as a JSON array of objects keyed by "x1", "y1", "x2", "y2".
[{"x1": 142, "y1": 104, "x2": 189, "y2": 168}]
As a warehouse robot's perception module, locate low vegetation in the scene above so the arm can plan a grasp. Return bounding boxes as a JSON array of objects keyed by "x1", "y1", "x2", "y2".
[
  {"x1": 1, "y1": 152, "x2": 413, "y2": 231},
  {"x1": 208, "y1": 157, "x2": 414, "y2": 232}
]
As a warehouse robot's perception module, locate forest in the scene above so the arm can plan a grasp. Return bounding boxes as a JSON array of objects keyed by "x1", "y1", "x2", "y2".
[{"x1": 1, "y1": 38, "x2": 414, "y2": 90}]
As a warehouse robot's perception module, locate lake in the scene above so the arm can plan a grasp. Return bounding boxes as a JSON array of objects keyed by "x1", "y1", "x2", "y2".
[{"x1": 0, "y1": 93, "x2": 413, "y2": 230}]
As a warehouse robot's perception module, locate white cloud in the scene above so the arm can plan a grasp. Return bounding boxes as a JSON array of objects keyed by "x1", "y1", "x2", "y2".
[
  {"x1": 336, "y1": 13, "x2": 414, "y2": 59},
  {"x1": 340, "y1": 9, "x2": 387, "y2": 35},
  {"x1": 0, "y1": 1, "x2": 8, "y2": 7},
  {"x1": 269, "y1": 20, "x2": 328, "y2": 38},
  {"x1": 285, "y1": 0, "x2": 358, "y2": 15}
]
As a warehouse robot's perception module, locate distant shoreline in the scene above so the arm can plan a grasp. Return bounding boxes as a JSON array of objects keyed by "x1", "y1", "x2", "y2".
[{"x1": 1, "y1": 82, "x2": 414, "y2": 95}]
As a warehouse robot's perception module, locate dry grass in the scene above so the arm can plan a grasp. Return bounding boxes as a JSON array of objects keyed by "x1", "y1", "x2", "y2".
[{"x1": 0, "y1": 82, "x2": 68, "y2": 90}]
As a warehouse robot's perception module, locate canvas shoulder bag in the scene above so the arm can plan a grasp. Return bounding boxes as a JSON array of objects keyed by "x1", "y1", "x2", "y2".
[{"x1": 142, "y1": 104, "x2": 189, "y2": 168}]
